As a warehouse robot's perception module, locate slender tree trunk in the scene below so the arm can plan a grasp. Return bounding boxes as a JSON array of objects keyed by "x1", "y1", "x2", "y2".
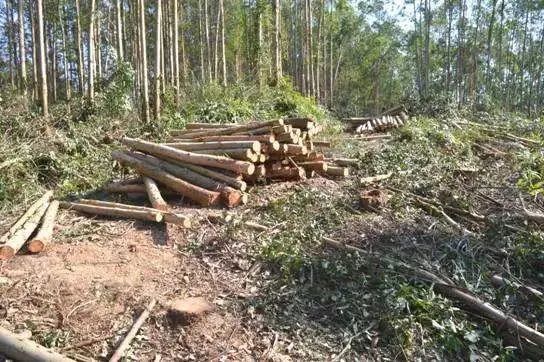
[
  {"x1": 155, "y1": 0, "x2": 162, "y2": 119},
  {"x1": 180, "y1": 1, "x2": 188, "y2": 83},
  {"x1": 75, "y1": 0, "x2": 85, "y2": 94},
  {"x1": 96, "y1": 9, "x2": 102, "y2": 84},
  {"x1": 423, "y1": 0, "x2": 431, "y2": 98},
  {"x1": 445, "y1": 0, "x2": 452, "y2": 94},
  {"x1": 60, "y1": 3, "x2": 71, "y2": 101},
  {"x1": 36, "y1": 0, "x2": 48, "y2": 115},
  {"x1": 204, "y1": 0, "x2": 212, "y2": 81},
  {"x1": 220, "y1": 0, "x2": 227, "y2": 86},
  {"x1": 308, "y1": 0, "x2": 314, "y2": 97},
  {"x1": 316, "y1": 0, "x2": 324, "y2": 100},
  {"x1": 198, "y1": 0, "x2": 205, "y2": 81},
  {"x1": 30, "y1": 2, "x2": 38, "y2": 100},
  {"x1": 173, "y1": 0, "x2": 179, "y2": 100},
  {"x1": 18, "y1": 0, "x2": 27, "y2": 95},
  {"x1": 485, "y1": 0, "x2": 497, "y2": 91},
  {"x1": 88, "y1": 0, "x2": 96, "y2": 101},
  {"x1": 456, "y1": 0, "x2": 466, "y2": 106},
  {"x1": 51, "y1": 26, "x2": 58, "y2": 103},
  {"x1": 116, "y1": 0, "x2": 123, "y2": 61},
  {"x1": 214, "y1": 4, "x2": 220, "y2": 82},
  {"x1": 272, "y1": 0, "x2": 282, "y2": 86},
  {"x1": 7, "y1": 0, "x2": 15, "y2": 88},
  {"x1": 139, "y1": 0, "x2": 149, "y2": 122},
  {"x1": 329, "y1": 0, "x2": 334, "y2": 105}
]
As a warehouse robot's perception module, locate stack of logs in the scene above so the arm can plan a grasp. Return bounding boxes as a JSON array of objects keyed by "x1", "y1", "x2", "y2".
[
  {"x1": 100, "y1": 117, "x2": 351, "y2": 209},
  {"x1": 0, "y1": 191, "x2": 59, "y2": 260},
  {"x1": 343, "y1": 106, "x2": 409, "y2": 134}
]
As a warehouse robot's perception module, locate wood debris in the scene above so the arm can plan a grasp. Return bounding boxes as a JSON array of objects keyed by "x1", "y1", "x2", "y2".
[{"x1": 343, "y1": 106, "x2": 410, "y2": 134}]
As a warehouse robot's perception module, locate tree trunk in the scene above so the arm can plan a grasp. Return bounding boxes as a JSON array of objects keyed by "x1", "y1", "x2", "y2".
[
  {"x1": 60, "y1": 3, "x2": 71, "y2": 101},
  {"x1": 198, "y1": 0, "x2": 205, "y2": 81},
  {"x1": 18, "y1": 0, "x2": 27, "y2": 95},
  {"x1": 88, "y1": 0, "x2": 96, "y2": 101},
  {"x1": 36, "y1": 0, "x2": 48, "y2": 115},
  {"x1": 75, "y1": 0, "x2": 85, "y2": 94},
  {"x1": 139, "y1": 0, "x2": 150, "y2": 122},
  {"x1": 30, "y1": 2, "x2": 38, "y2": 100},
  {"x1": 116, "y1": 0, "x2": 124, "y2": 60},
  {"x1": 155, "y1": 0, "x2": 162, "y2": 119},
  {"x1": 272, "y1": 0, "x2": 282, "y2": 86},
  {"x1": 143, "y1": 177, "x2": 169, "y2": 211},
  {"x1": 204, "y1": 0, "x2": 212, "y2": 81},
  {"x1": 173, "y1": 0, "x2": 180, "y2": 100},
  {"x1": 220, "y1": 0, "x2": 227, "y2": 86}
]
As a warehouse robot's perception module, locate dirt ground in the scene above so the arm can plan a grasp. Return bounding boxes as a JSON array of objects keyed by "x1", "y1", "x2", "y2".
[{"x1": 1, "y1": 179, "x2": 339, "y2": 361}]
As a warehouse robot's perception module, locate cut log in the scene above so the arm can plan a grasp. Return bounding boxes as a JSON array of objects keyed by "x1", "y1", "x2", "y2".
[
  {"x1": 313, "y1": 141, "x2": 331, "y2": 148},
  {"x1": 174, "y1": 119, "x2": 284, "y2": 139},
  {"x1": 325, "y1": 166, "x2": 349, "y2": 177},
  {"x1": 297, "y1": 161, "x2": 328, "y2": 172},
  {"x1": 77, "y1": 199, "x2": 192, "y2": 227},
  {"x1": 266, "y1": 166, "x2": 305, "y2": 180},
  {"x1": 104, "y1": 183, "x2": 148, "y2": 193},
  {"x1": 121, "y1": 137, "x2": 255, "y2": 175},
  {"x1": 185, "y1": 123, "x2": 236, "y2": 129},
  {"x1": 283, "y1": 117, "x2": 315, "y2": 130},
  {"x1": 164, "y1": 140, "x2": 261, "y2": 153},
  {"x1": 261, "y1": 141, "x2": 281, "y2": 153},
  {"x1": 169, "y1": 162, "x2": 247, "y2": 191},
  {"x1": 109, "y1": 299, "x2": 157, "y2": 362},
  {"x1": 284, "y1": 144, "x2": 308, "y2": 156},
  {"x1": 360, "y1": 172, "x2": 393, "y2": 185},
  {"x1": 0, "y1": 190, "x2": 53, "y2": 243},
  {"x1": 27, "y1": 200, "x2": 60, "y2": 253},
  {"x1": 143, "y1": 177, "x2": 169, "y2": 211},
  {"x1": 189, "y1": 148, "x2": 258, "y2": 162},
  {"x1": 112, "y1": 151, "x2": 221, "y2": 206},
  {"x1": 325, "y1": 158, "x2": 358, "y2": 167},
  {"x1": 0, "y1": 202, "x2": 50, "y2": 260},
  {"x1": 131, "y1": 153, "x2": 245, "y2": 208},
  {"x1": 188, "y1": 134, "x2": 275, "y2": 143},
  {"x1": 60, "y1": 201, "x2": 163, "y2": 223},
  {"x1": 276, "y1": 132, "x2": 299, "y2": 144},
  {"x1": 0, "y1": 325, "x2": 75, "y2": 362}
]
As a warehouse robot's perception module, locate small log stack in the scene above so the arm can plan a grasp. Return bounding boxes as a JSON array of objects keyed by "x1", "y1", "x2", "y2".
[
  {"x1": 0, "y1": 191, "x2": 58, "y2": 260},
  {"x1": 103, "y1": 118, "x2": 350, "y2": 209},
  {"x1": 343, "y1": 106, "x2": 410, "y2": 134}
]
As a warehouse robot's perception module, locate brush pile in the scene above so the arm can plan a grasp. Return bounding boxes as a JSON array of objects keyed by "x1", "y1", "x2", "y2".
[
  {"x1": 102, "y1": 117, "x2": 350, "y2": 209},
  {"x1": 343, "y1": 106, "x2": 409, "y2": 134}
]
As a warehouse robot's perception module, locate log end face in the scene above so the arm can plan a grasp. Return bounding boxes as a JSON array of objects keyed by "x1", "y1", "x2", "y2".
[
  {"x1": 245, "y1": 163, "x2": 256, "y2": 176},
  {"x1": 0, "y1": 246, "x2": 15, "y2": 260},
  {"x1": 27, "y1": 240, "x2": 46, "y2": 253}
]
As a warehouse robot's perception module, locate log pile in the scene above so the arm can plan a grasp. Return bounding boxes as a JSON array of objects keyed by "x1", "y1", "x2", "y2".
[
  {"x1": 102, "y1": 117, "x2": 350, "y2": 209},
  {"x1": 343, "y1": 106, "x2": 410, "y2": 134},
  {"x1": 0, "y1": 191, "x2": 59, "y2": 260}
]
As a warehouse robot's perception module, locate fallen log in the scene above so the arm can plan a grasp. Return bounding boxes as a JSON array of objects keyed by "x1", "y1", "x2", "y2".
[
  {"x1": 131, "y1": 153, "x2": 245, "y2": 208},
  {"x1": 0, "y1": 202, "x2": 50, "y2": 260},
  {"x1": 164, "y1": 140, "x2": 261, "y2": 153},
  {"x1": 143, "y1": 177, "x2": 169, "y2": 211},
  {"x1": 122, "y1": 137, "x2": 255, "y2": 175},
  {"x1": 112, "y1": 151, "x2": 221, "y2": 206},
  {"x1": 169, "y1": 162, "x2": 247, "y2": 191},
  {"x1": 185, "y1": 123, "x2": 236, "y2": 129},
  {"x1": 490, "y1": 274, "x2": 543, "y2": 299},
  {"x1": 27, "y1": 200, "x2": 60, "y2": 253},
  {"x1": 266, "y1": 166, "x2": 305, "y2": 181},
  {"x1": 325, "y1": 166, "x2": 349, "y2": 177},
  {"x1": 360, "y1": 172, "x2": 393, "y2": 184},
  {"x1": 189, "y1": 134, "x2": 275, "y2": 143},
  {"x1": 77, "y1": 199, "x2": 191, "y2": 227},
  {"x1": 175, "y1": 119, "x2": 284, "y2": 139},
  {"x1": 60, "y1": 201, "x2": 164, "y2": 223},
  {"x1": 522, "y1": 208, "x2": 544, "y2": 225},
  {"x1": 0, "y1": 325, "x2": 75, "y2": 362},
  {"x1": 189, "y1": 148, "x2": 259, "y2": 162},
  {"x1": 325, "y1": 158, "x2": 358, "y2": 167},
  {"x1": 109, "y1": 299, "x2": 157, "y2": 362},
  {"x1": 297, "y1": 161, "x2": 328, "y2": 172},
  {"x1": 313, "y1": 141, "x2": 331, "y2": 148},
  {"x1": 0, "y1": 190, "x2": 53, "y2": 243},
  {"x1": 104, "y1": 183, "x2": 148, "y2": 193},
  {"x1": 283, "y1": 117, "x2": 315, "y2": 130},
  {"x1": 345, "y1": 134, "x2": 392, "y2": 141}
]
